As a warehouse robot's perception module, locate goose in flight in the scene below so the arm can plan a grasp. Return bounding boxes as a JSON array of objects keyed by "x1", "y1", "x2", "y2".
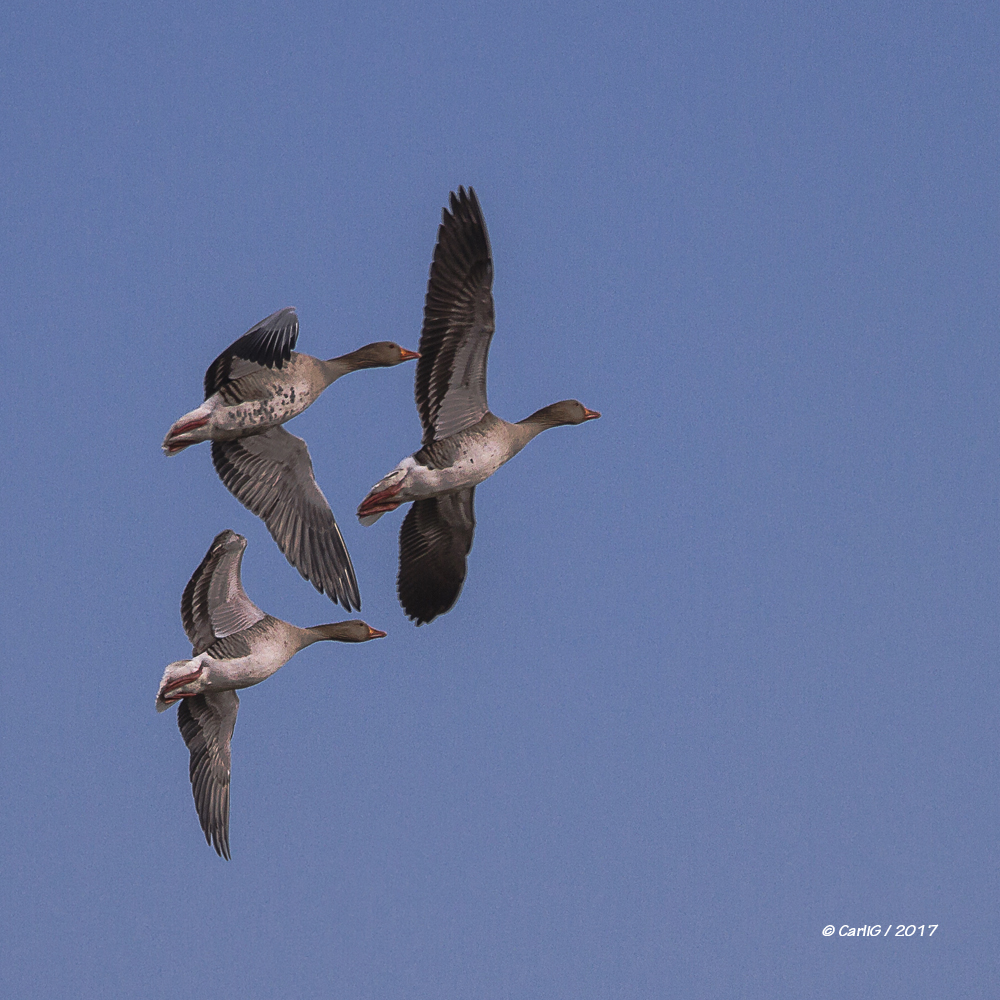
[
  {"x1": 163, "y1": 308, "x2": 419, "y2": 611},
  {"x1": 156, "y1": 529, "x2": 387, "y2": 859},
  {"x1": 356, "y1": 188, "x2": 600, "y2": 624}
]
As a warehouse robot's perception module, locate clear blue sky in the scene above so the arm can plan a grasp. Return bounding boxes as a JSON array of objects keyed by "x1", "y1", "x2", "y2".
[{"x1": 2, "y1": 1, "x2": 997, "y2": 996}]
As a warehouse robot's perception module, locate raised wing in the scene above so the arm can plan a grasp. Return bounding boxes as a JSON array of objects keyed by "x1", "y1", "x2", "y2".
[
  {"x1": 177, "y1": 690, "x2": 239, "y2": 860},
  {"x1": 397, "y1": 487, "x2": 476, "y2": 624},
  {"x1": 204, "y1": 307, "x2": 299, "y2": 399},
  {"x1": 415, "y1": 188, "x2": 495, "y2": 444},
  {"x1": 181, "y1": 530, "x2": 267, "y2": 655},
  {"x1": 212, "y1": 428, "x2": 361, "y2": 611}
]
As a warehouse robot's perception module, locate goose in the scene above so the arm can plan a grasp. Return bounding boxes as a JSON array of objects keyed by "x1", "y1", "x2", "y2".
[
  {"x1": 163, "y1": 308, "x2": 419, "y2": 611},
  {"x1": 356, "y1": 188, "x2": 600, "y2": 624},
  {"x1": 156, "y1": 529, "x2": 387, "y2": 859}
]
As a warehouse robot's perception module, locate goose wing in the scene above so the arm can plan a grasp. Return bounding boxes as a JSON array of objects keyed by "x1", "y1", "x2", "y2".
[
  {"x1": 212, "y1": 427, "x2": 361, "y2": 611},
  {"x1": 397, "y1": 487, "x2": 476, "y2": 624},
  {"x1": 203, "y1": 307, "x2": 299, "y2": 399},
  {"x1": 415, "y1": 188, "x2": 495, "y2": 445},
  {"x1": 181, "y1": 530, "x2": 267, "y2": 655},
  {"x1": 178, "y1": 690, "x2": 239, "y2": 860}
]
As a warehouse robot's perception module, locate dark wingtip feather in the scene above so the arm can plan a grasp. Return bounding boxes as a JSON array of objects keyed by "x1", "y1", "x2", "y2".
[
  {"x1": 396, "y1": 492, "x2": 475, "y2": 625},
  {"x1": 203, "y1": 308, "x2": 300, "y2": 398},
  {"x1": 414, "y1": 188, "x2": 494, "y2": 444}
]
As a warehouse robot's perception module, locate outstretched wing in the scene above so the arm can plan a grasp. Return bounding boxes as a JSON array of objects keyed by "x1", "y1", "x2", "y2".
[
  {"x1": 212, "y1": 427, "x2": 361, "y2": 611},
  {"x1": 181, "y1": 530, "x2": 267, "y2": 655},
  {"x1": 204, "y1": 307, "x2": 299, "y2": 399},
  {"x1": 177, "y1": 690, "x2": 239, "y2": 860},
  {"x1": 397, "y1": 487, "x2": 476, "y2": 625},
  {"x1": 415, "y1": 188, "x2": 495, "y2": 444}
]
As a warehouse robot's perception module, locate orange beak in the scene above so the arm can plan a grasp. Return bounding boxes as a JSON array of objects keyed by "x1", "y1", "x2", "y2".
[
  {"x1": 367, "y1": 627, "x2": 388, "y2": 639},
  {"x1": 582, "y1": 407, "x2": 601, "y2": 421},
  {"x1": 399, "y1": 348, "x2": 421, "y2": 361}
]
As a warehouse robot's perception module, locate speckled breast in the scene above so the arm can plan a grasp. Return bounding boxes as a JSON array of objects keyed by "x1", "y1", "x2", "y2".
[{"x1": 211, "y1": 357, "x2": 323, "y2": 437}]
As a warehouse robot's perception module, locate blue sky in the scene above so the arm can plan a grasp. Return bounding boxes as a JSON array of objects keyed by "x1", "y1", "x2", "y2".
[{"x1": 2, "y1": 1, "x2": 997, "y2": 996}]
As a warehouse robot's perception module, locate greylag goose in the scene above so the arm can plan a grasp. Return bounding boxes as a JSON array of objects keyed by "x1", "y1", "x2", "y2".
[
  {"x1": 356, "y1": 188, "x2": 600, "y2": 624},
  {"x1": 156, "y1": 529, "x2": 387, "y2": 859},
  {"x1": 163, "y1": 308, "x2": 419, "y2": 611}
]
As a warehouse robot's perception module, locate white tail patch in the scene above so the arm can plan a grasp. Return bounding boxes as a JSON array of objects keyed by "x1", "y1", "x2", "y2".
[
  {"x1": 369, "y1": 462, "x2": 411, "y2": 493},
  {"x1": 357, "y1": 459, "x2": 414, "y2": 525},
  {"x1": 162, "y1": 404, "x2": 213, "y2": 454},
  {"x1": 156, "y1": 658, "x2": 201, "y2": 712}
]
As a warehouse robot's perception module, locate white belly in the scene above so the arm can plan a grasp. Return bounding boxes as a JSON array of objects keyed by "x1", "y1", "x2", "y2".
[
  {"x1": 406, "y1": 441, "x2": 510, "y2": 498},
  {"x1": 209, "y1": 377, "x2": 321, "y2": 438},
  {"x1": 203, "y1": 645, "x2": 294, "y2": 690}
]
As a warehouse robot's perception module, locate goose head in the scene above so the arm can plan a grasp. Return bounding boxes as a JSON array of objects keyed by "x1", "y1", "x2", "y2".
[
  {"x1": 308, "y1": 620, "x2": 388, "y2": 642},
  {"x1": 521, "y1": 399, "x2": 601, "y2": 429},
  {"x1": 336, "y1": 342, "x2": 420, "y2": 370}
]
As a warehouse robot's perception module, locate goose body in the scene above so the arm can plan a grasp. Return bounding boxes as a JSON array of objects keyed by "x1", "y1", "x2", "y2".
[
  {"x1": 164, "y1": 352, "x2": 342, "y2": 444},
  {"x1": 361, "y1": 415, "x2": 518, "y2": 509},
  {"x1": 357, "y1": 188, "x2": 599, "y2": 625},
  {"x1": 156, "y1": 615, "x2": 323, "y2": 701},
  {"x1": 163, "y1": 308, "x2": 418, "y2": 611},
  {"x1": 157, "y1": 529, "x2": 386, "y2": 858}
]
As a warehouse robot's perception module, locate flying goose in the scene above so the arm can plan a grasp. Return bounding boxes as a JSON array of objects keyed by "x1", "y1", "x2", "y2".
[
  {"x1": 163, "y1": 308, "x2": 419, "y2": 611},
  {"x1": 356, "y1": 188, "x2": 600, "y2": 624},
  {"x1": 156, "y1": 529, "x2": 387, "y2": 859}
]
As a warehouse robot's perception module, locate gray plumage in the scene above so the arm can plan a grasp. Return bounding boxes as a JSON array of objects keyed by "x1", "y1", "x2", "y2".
[
  {"x1": 178, "y1": 691, "x2": 239, "y2": 860},
  {"x1": 158, "y1": 530, "x2": 387, "y2": 858},
  {"x1": 357, "y1": 189, "x2": 600, "y2": 625},
  {"x1": 415, "y1": 187, "x2": 495, "y2": 444},
  {"x1": 211, "y1": 428, "x2": 358, "y2": 610},
  {"x1": 203, "y1": 306, "x2": 299, "y2": 399},
  {"x1": 163, "y1": 308, "x2": 419, "y2": 612},
  {"x1": 397, "y1": 488, "x2": 477, "y2": 626}
]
